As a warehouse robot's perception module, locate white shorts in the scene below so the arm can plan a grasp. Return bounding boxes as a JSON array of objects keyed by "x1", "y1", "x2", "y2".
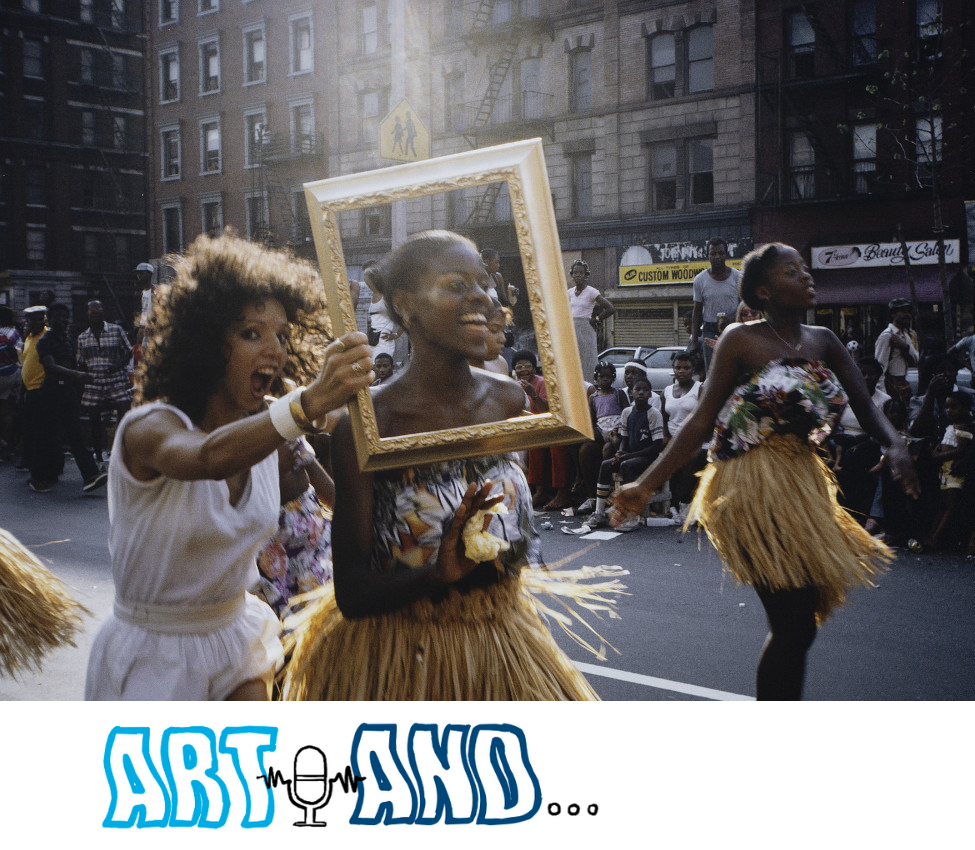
[{"x1": 84, "y1": 592, "x2": 283, "y2": 700}]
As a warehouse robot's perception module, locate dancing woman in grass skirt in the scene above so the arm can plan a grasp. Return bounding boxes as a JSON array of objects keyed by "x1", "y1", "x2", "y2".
[
  {"x1": 611, "y1": 243, "x2": 919, "y2": 700},
  {"x1": 284, "y1": 231, "x2": 626, "y2": 701}
]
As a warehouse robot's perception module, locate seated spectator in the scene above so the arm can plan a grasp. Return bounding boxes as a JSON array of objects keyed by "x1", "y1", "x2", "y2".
[
  {"x1": 661, "y1": 351, "x2": 707, "y2": 522},
  {"x1": 588, "y1": 376, "x2": 664, "y2": 530},
  {"x1": 575, "y1": 362, "x2": 630, "y2": 515},
  {"x1": 513, "y1": 350, "x2": 573, "y2": 511},
  {"x1": 622, "y1": 358, "x2": 662, "y2": 410},
  {"x1": 920, "y1": 391, "x2": 973, "y2": 553}
]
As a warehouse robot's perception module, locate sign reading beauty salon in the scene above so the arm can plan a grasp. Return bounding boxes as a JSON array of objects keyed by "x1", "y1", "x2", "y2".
[{"x1": 812, "y1": 239, "x2": 960, "y2": 269}]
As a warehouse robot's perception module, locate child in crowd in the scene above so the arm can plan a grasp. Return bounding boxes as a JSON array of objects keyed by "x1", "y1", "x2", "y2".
[
  {"x1": 575, "y1": 362, "x2": 631, "y2": 514},
  {"x1": 371, "y1": 352, "x2": 395, "y2": 385},
  {"x1": 922, "y1": 391, "x2": 973, "y2": 553},
  {"x1": 661, "y1": 351, "x2": 706, "y2": 522},
  {"x1": 589, "y1": 376, "x2": 664, "y2": 530},
  {"x1": 513, "y1": 349, "x2": 573, "y2": 510}
]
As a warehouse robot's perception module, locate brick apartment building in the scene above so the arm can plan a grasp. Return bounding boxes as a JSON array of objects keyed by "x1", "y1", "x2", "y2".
[
  {"x1": 0, "y1": 0, "x2": 149, "y2": 327},
  {"x1": 143, "y1": 0, "x2": 758, "y2": 349}
]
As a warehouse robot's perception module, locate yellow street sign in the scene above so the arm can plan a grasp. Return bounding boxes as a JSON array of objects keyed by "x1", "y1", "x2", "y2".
[{"x1": 379, "y1": 99, "x2": 430, "y2": 162}]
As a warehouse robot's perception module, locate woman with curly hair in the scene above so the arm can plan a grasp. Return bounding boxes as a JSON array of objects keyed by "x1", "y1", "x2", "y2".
[
  {"x1": 610, "y1": 243, "x2": 919, "y2": 700},
  {"x1": 568, "y1": 260, "x2": 614, "y2": 382},
  {"x1": 84, "y1": 231, "x2": 374, "y2": 700}
]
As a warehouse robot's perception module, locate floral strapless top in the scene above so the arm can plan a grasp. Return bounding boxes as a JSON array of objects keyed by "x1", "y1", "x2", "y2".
[{"x1": 709, "y1": 359, "x2": 846, "y2": 461}]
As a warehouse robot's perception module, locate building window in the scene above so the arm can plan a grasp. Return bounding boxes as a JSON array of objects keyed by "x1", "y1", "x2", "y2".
[
  {"x1": 161, "y1": 126, "x2": 181, "y2": 179},
  {"x1": 569, "y1": 49, "x2": 592, "y2": 112},
  {"x1": 160, "y1": 0, "x2": 178, "y2": 25},
  {"x1": 200, "y1": 119, "x2": 221, "y2": 173},
  {"x1": 359, "y1": 88, "x2": 388, "y2": 145},
  {"x1": 80, "y1": 48, "x2": 95, "y2": 84},
  {"x1": 25, "y1": 165, "x2": 47, "y2": 206},
  {"x1": 361, "y1": 3, "x2": 379, "y2": 54},
  {"x1": 162, "y1": 205, "x2": 183, "y2": 254},
  {"x1": 850, "y1": 1, "x2": 877, "y2": 67},
  {"x1": 788, "y1": 12, "x2": 815, "y2": 78},
  {"x1": 244, "y1": 111, "x2": 266, "y2": 167},
  {"x1": 160, "y1": 50, "x2": 179, "y2": 102},
  {"x1": 112, "y1": 114, "x2": 127, "y2": 149},
  {"x1": 114, "y1": 234, "x2": 130, "y2": 272},
  {"x1": 80, "y1": 0, "x2": 93, "y2": 23},
  {"x1": 83, "y1": 233, "x2": 99, "y2": 271},
  {"x1": 491, "y1": 0, "x2": 512, "y2": 24},
  {"x1": 292, "y1": 190, "x2": 311, "y2": 242},
  {"x1": 916, "y1": 0, "x2": 941, "y2": 40},
  {"x1": 244, "y1": 26, "x2": 265, "y2": 84},
  {"x1": 199, "y1": 39, "x2": 220, "y2": 94},
  {"x1": 687, "y1": 26, "x2": 713, "y2": 93},
  {"x1": 201, "y1": 197, "x2": 222, "y2": 237},
  {"x1": 111, "y1": 53, "x2": 126, "y2": 89},
  {"x1": 788, "y1": 131, "x2": 816, "y2": 199},
  {"x1": 648, "y1": 33, "x2": 675, "y2": 100},
  {"x1": 81, "y1": 110, "x2": 96, "y2": 146},
  {"x1": 291, "y1": 102, "x2": 314, "y2": 152},
  {"x1": 26, "y1": 227, "x2": 46, "y2": 269},
  {"x1": 246, "y1": 193, "x2": 268, "y2": 241},
  {"x1": 852, "y1": 122, "x2": 877, "y2": 193},
  {"x1": 915, "y1": 115, "x2": 942, "y2": 183},
  {"x1": 360, "y1": 205, "x2": 390, "y2": 237},
  {"x1": 199, "y1": 0, "x2": 217, "y2": 13},
  {"x1": 445, "y1": 71, "x2": 465, "y2": 131},
  {"x1": 291, "y1": 16, "x2": 313, "y2": 74},
  {"x1": 571, "y1": 154, "x2": 592, "y2": 218},
  {"x1": 110, "y1": 0, "x2": 127, "y2": 30},
  {"x1": 23, "y1": 38, "x2": 45, "y2": 78},
  {"x1": 25, "y1": 98, "x2": 46, "y2": 140},
  {"x1": 688, "y1": 138, "x2": 714, "y2": 205},
  {"x1": 650, "y1": 143, "x2": 677, "y2": 211}
]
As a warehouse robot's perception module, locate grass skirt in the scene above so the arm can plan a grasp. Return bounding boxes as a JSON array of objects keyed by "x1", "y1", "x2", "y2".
[
  {"x1": 0, "y1": 528, "x2": 89, "y2": 677},
  {"x1": 687, "y1": 434, "x2": 891, "y2": 623},
  {"x1": 282, "y1": 566, "x2": 627, "y2": 701}
]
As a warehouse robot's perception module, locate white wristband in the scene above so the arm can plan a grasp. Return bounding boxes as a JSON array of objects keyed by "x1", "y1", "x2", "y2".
[{"x1": 268, "y1": 389, "x2": 304, "y2": 442}]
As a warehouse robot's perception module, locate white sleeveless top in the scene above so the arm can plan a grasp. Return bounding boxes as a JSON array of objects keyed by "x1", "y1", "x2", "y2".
[
  {"x1": 107, "y1": 402, "x2": 279, "y2": 607},
  {"x1": 568, "y1": 285, "x2": 600, "y2": 319}
]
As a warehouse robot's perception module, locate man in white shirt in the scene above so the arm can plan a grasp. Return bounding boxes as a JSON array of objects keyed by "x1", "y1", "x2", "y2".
[
  {"x1": 687, "y1": 238, "x2": 741, "y2": 376},
  {"x1": 873, "y1": 297, "x2": 919, "y2": 408}
]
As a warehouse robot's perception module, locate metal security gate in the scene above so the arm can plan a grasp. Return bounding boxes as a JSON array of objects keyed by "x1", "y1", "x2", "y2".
[{"x1": 612, "y1": 303, "x2": 692, "y2": 348}]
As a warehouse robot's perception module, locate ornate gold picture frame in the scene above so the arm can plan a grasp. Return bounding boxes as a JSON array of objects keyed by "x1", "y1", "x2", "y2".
[{"x1": 304, "y1": 138, "x2": 593, "y2": 472}]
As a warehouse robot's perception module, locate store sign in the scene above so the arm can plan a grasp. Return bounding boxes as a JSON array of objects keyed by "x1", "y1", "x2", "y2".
[
  {"x1": 619, "y1": 260, "x2": 743, "y2": 287},
  {"x1": 618, "y1": 239, "x2": 750, "y2": 287},
  {"x1": 812, "y1": 240, "x2": 960, "y2": 269}
]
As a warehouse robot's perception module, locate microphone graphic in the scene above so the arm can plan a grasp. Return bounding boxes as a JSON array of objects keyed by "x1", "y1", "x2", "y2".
[{"x1": 286, "y1": 745, "x2": 332, "y2": 826}]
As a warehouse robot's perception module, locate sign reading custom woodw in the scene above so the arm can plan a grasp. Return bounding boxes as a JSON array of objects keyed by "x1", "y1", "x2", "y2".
[{"x1": 812, "y1": 240, "x2": 960, "y2": 269}]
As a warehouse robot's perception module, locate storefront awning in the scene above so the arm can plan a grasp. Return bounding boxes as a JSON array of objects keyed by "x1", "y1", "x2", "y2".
[{"x1": 812, "y1": 265, "x2": 960, "y2": 305}]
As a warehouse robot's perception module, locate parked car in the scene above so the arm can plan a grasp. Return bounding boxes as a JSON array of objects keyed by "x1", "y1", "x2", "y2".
[
  {"x1": 596, "y1": 345, "x2": 686, "y2": 391},
  {"x1": 595, "y1": 346, "x2": 655, "y2": 388}
]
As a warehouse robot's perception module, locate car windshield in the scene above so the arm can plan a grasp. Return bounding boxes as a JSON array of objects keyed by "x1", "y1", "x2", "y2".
[
  {"x1": 645, "y1": 349, "x2": 678, "y2": 367},
  {"x1": 601, "y1": 350, "x2": 635, "y2": 366}
]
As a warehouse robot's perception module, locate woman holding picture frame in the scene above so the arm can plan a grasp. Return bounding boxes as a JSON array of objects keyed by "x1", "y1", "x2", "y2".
[{"x1": 284, "y1": 231, "x2": 625, "y2": 701}]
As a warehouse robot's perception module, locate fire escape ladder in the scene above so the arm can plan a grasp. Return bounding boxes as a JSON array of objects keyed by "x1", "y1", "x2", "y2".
[
  {"x1": 471, "y1": 0, "x2": 497, "y2": 32},
  {"x1": 464, "y1": 180, "x2": 503, "y2": 226},
  {"x1": 463, "y1": 34, "x2": 520, "y2": 147},
  {"x1": 257, "y1": 135, "x2": 299, "y2": 249}
]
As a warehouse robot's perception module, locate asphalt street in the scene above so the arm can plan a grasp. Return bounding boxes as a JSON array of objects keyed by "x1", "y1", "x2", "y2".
[{"x1": 1, "y1": 458, "x2": 973, "y2": 701}]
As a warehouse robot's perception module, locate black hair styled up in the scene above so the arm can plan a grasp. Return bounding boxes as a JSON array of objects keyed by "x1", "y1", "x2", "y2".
[{"x1": 739, "y1": 242, "x2": 786, "y2": 310}]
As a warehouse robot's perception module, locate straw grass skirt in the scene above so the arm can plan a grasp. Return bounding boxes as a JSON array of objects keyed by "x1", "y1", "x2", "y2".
[
  {"x1": 687, "y1": 434, "x2": 891, "y2": 623},
  {"x1": 0, "y1": 528, "x2": 89, "y2": 677},
  {"x1": 283, "y1": 566, "x2": 627, "y2": 701}
]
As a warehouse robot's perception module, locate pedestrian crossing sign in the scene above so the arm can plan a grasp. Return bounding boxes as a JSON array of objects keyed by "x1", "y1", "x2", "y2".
[{"x1": 379, "y1": 99, "x2": 430, "y2": 163}]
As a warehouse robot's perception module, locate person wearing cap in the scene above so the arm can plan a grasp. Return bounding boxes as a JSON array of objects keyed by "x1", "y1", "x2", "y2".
[{"x1": 874, "y1": 297, "x2": 919, "y2": 408}]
